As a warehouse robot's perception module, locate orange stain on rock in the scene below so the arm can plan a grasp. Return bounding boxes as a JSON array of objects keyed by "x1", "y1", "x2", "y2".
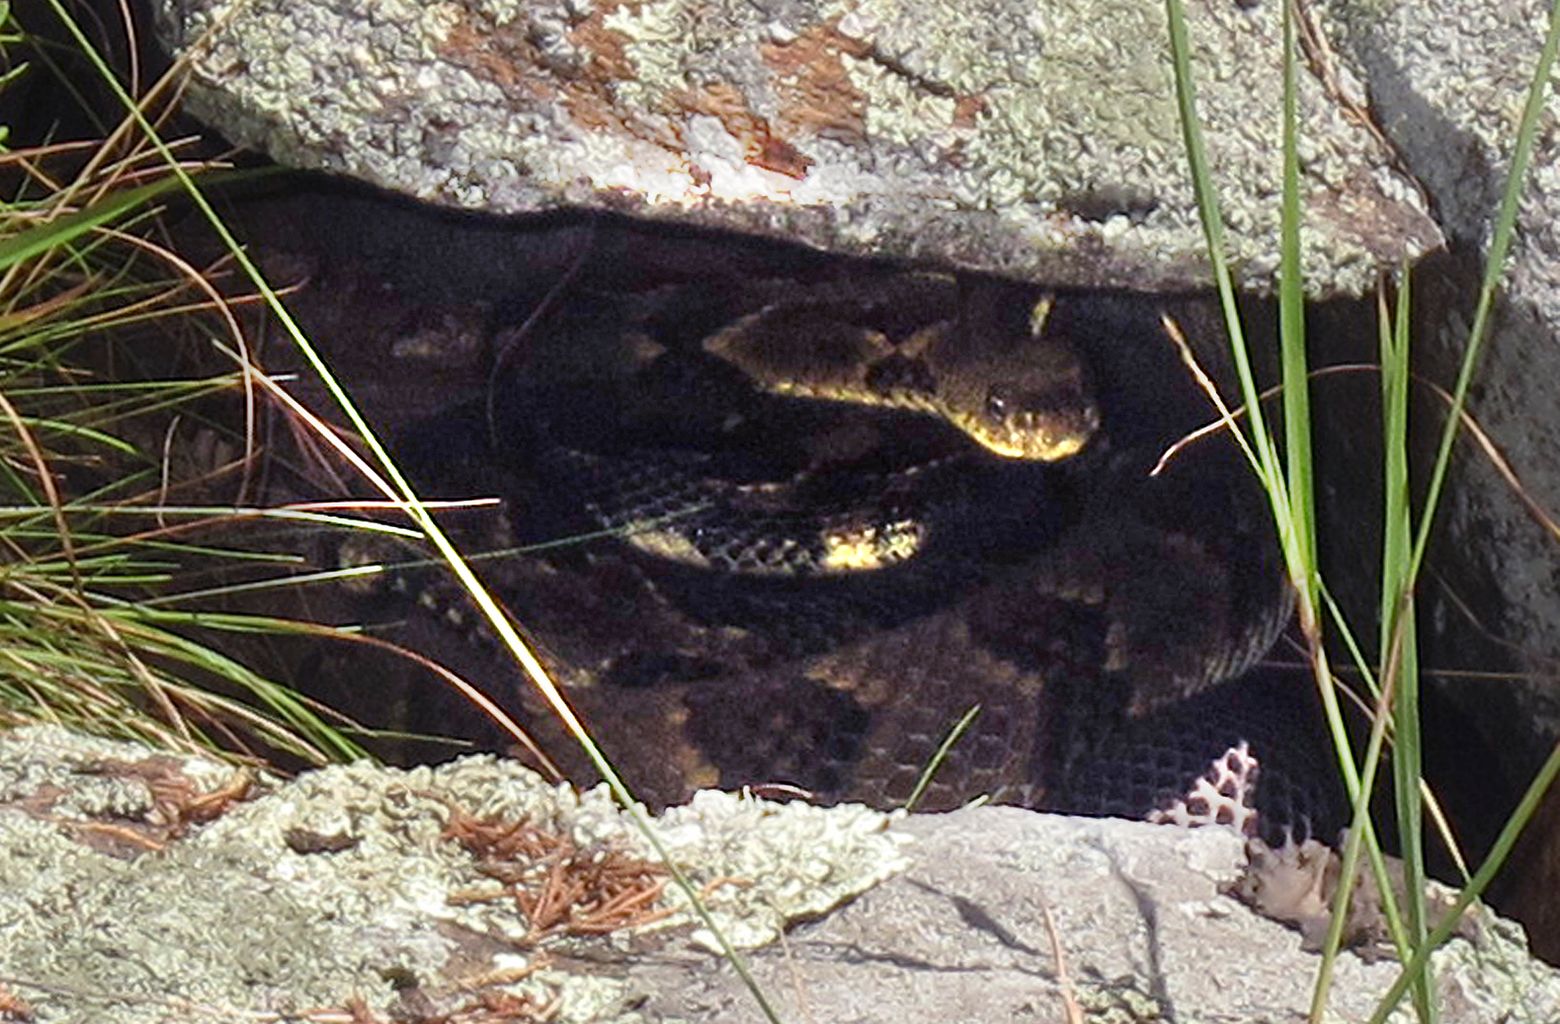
[
  {"x1": 430, "y1": 5, "x2": 906, "y2": 187},
  {"x1": 761, "y1": 21, "x2": 870, "y2": 143}
]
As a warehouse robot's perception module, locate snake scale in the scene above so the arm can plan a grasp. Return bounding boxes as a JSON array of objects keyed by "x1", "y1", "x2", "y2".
[{"x1": 389, "y1": 272, "x2": 1344, "y2": 846}]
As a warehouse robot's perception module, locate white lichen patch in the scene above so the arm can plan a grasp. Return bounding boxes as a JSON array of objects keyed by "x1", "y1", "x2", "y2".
[
  {"x1": 602, "y1": 0, "x2": 693, "y2": 106},
  {"x1": 841, "y1": 53, "x2": 958, "y2": 151},
  {"x1": 0, "y1": 723, "x2": 258, "y2": 821},
  {"x1": 0, "y1": 727, "x2": 910, "y2": 1023},
  {"x1": 645, "y1": 788, "x2": 911, "y2": 950}
]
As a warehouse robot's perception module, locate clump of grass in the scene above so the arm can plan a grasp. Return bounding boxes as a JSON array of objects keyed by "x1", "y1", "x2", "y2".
[
  {"x1": 32, "y1": 2, "x2": 786, "y2": 1017},
  {"x1": 0, "y1": 5, "x2": 368, "y2": 766},
  {"x1": 1164, "y1": 0, "x2": 1560, "y2": 1019}
]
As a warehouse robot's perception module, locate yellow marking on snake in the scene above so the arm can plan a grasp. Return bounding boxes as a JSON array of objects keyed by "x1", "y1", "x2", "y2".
[
  {"x1": 821, "y1": 517, "x2": 927, "y2": 572},
  {"x1": 622, "y1": 524, "x2": 717, "y2": 569},
  {"x1": 703, "y1": 290, "x2": 1099, "y2": 462}
]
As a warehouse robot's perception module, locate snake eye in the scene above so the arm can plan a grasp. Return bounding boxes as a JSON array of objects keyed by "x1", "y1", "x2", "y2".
[{"x1": 985, "y1": 387, "x2": 1011, "y2": 422}]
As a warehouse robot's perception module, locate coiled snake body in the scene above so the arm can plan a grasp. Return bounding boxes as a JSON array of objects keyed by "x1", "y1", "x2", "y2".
[{"x1": 401, "y1": 275, "x2": 1340, "y2": 845}]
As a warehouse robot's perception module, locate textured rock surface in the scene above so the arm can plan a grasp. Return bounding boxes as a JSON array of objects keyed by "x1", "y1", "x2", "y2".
[
  {"x1": 3, "y1": 725, "x2": 1558, "y2": 1023},
  {"x1": 0, "y1": 726, "x2": 908, "y2": 1023},
  {"x1": 1313, "y1": 0, "x2": 1560, "y2": 960},
  {"x1": 633, "y1": 810, "x2": 1559, "y2": 1023},
  {"x1": 151, "y1": 0, "x2": 1437, "y2": 296},
  {"x1": 1319, "y1": 0, "x2": 1560, "y2": 812}
]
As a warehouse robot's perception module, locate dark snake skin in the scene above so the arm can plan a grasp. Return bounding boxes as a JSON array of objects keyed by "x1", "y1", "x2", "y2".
[{"x1": 385, "y1": 282, "x2": 1345, "y2": 846}]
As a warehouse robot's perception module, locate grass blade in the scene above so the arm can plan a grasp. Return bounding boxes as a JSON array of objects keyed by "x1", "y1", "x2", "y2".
[
  {"x1": 1368, "y1": 1, "x2": 1560, "y2": 1017},
  {"x1": 1163, "y1": 1, "x2": 1416, "y2": 997},
  {"x1": 1382, "y1": 267, "x2": 1432, "y2": 1015},
  {"x1": 0, "y1": 169, "x2": 262, "y2": 272},
  {"x1": 904, "y1": 704, "x2": 980, "y2": 813}
]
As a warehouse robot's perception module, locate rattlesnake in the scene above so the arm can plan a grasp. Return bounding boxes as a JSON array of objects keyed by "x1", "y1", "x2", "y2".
[{"x1": 389, "y1": 275, "x2": 1342, "y2": 845}]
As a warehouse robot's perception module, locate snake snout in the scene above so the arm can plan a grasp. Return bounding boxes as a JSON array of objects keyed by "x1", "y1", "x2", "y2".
[{"x1": 978, "y1": 379, "x2": 1101, "y2": 461}]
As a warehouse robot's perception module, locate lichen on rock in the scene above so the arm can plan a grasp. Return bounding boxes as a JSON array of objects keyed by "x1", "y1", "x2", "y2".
[
  {"x1": 152, "y1": 0, "x2": 1440, "y2": 297},
  {"x1": 0, "y1": 726, "x2": 908, "y2": 1023}
]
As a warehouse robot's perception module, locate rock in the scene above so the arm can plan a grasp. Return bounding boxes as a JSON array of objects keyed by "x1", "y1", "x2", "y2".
[
  {"x1": 0, "y1": 725, "x2": 908, "y2": 1024},
  {"x1": 1311, "y1": 0, "x2": 1560, "y2": 939},
  {"x1": 150, "y1": 0, "x2": 1437, "y2": 297},
  {"x1": 2, "y1": 725, "x2": 1556, "y2": 1023}
]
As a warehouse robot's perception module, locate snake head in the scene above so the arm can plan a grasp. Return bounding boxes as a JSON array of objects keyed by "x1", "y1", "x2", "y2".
[
  {"x1": 937, "y1": 291, "x2": 1101, "y2": 461},
  {"x1": 964, "y1": 348, "x2": 1100, "y2": 461}
]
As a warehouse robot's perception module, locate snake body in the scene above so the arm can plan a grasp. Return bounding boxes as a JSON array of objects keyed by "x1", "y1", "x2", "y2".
[
  {"x1": 518, "y1": 273, "x2": 1097, "y2": 579},
  {"x1": 397, "y1": 276, "x2": 1340, "y2": 844}
]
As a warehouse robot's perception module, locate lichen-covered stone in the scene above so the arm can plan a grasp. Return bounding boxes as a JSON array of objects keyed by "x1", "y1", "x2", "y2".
[
  {"x1": 4, "y1": 726, "x2": 1557, "y2": 1022},
  {"x1": 0, "y1": 725, "x2": 907, "y2": 1023},
  {"x1": 151, "y1": 0, "x2": 1438, "y2": 297}
]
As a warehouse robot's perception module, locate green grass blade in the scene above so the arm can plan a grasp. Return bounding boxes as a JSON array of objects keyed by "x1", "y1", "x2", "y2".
[
  {"x1": 1383, "y1": 268, "x2": 1432, "y2": 1015},
  {"x1": 1277, "y1": 0, "x2": 1314, "y2": 599},
  {"x1": 1314, "y1": 270, "x2": 1431, "y2": 1022},
  {"x1": 0, "y1": 165, "x2": 271, "y2": 272},
  {"x1": 1164, "y1": 0, "x2": 1416, "y2": 988},
  {"x1": 1370, "y1": 7, "x2": 1560, "y2": 1016},
  {"x1": 904, "y1": 704, "x2": 980, "y2": 812},
  {"x1": 0, "y1": 179, "x2": 182, "y2": 271},
  {"x1": 1163, "y1": 0, "x2": 1283, "y2": 505},
  {"x1": 1367, "y1": 735, "x2": 1560, "y2": 1024}
]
